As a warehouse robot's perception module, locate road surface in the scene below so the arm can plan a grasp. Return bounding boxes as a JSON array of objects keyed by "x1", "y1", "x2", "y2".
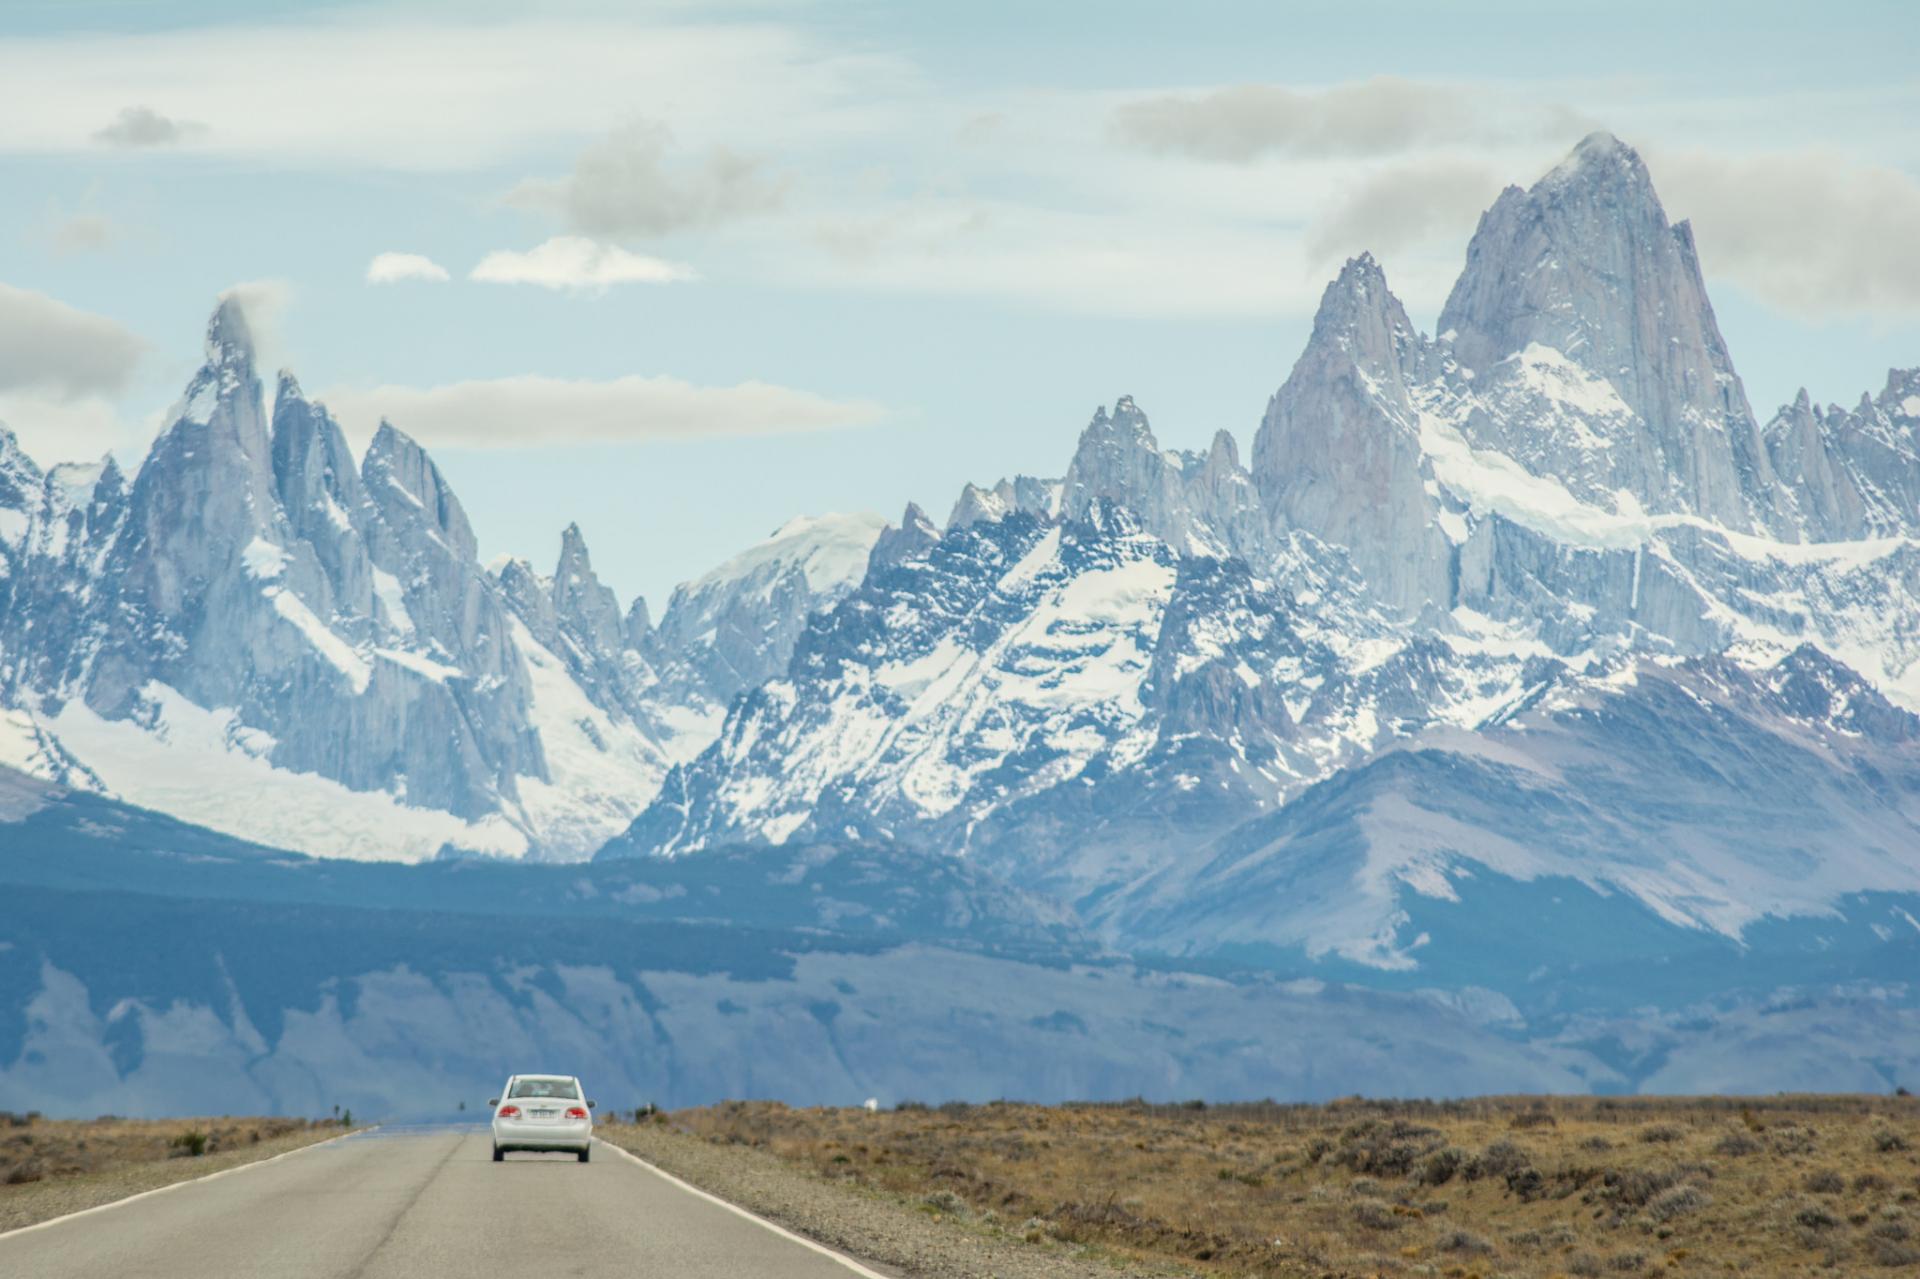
[{"x1": 0, "y1": 1126, "x2": 887, "y2": 1277}]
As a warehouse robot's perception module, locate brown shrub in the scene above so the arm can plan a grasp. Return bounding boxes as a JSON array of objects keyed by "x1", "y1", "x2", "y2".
[
  {"x1": 1351, "y1": 1198, "x2": 1402, "y2": 1230},
  {"x1": 1645, "y1": 1184, "x2": 1710, "y2": 1222},
  {"x1": 1804, "y1": 1169, "x2": 1846, "y2": 1194}
]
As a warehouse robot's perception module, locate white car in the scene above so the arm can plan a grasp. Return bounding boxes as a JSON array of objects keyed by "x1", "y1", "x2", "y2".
[{"x1": 490, "y1": 1074, "x2": 595, "y2": 1162}]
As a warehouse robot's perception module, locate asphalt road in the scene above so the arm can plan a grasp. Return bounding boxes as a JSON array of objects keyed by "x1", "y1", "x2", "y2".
[{"x1": 0, "y1": 1126, "x2": 886, "y2": 1277}]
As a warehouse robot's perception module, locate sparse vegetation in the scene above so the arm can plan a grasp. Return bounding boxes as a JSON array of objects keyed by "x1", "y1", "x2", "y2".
[
  {"x1": 0, "y1": 1115, "x2": 343, "y2": 1232},
  {"x1": 641, "y1": 1093, "x2": 1920, "y2": 1277}
]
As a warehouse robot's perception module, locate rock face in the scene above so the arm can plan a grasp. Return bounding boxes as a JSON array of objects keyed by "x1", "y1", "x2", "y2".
[
  {"x1": 0, "y1": 298, "x2": 898, "y2": 861},
  {"x1": 1765, "y1": 370, "x2": 1920, "y2": 540},
  {"x1": 1437, "y1": 132, "x2": 1789, "y2": 535},
  {"x1": 605, "y1": 133, "x2": 1920, "y2": 989},
  {"x1": 2, "y1": 133, "x2": 1918, "y2": 986},
  {"x1": 0, "y1": 304, "x2": 697, "y2": 859},
  {"x1": 637, "y1": 511, "x2": 886, "y2": 717},
  {"x1": 1251, "y1": 254, "x2": 1453, "y2": 615},
  {"x1": 4, "y1": 129, "x2": 1920, "y2": 1109},
  {"x1": 867, "y1": 502, "x2": 940, "y2": 574},
  {"x1": 1064, "y1": 397, "x2": 1267, "y2": 561}
]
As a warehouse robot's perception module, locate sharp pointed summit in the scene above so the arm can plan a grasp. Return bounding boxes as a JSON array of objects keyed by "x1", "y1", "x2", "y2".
[
  {"x1": 1438, "y1": 133, "x2": 1789, "y2": 534},
  {"x1": 1252, "y1": 255, "x2": 1448, "y2": 613},
  {"x1": 205, "y1": 294, "x2": 256, "y2": 364}
]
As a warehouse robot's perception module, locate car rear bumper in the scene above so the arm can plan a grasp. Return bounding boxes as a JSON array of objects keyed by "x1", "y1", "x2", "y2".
[{"x1": 492, "y1": 1119, "x2": 591, "y2": 1151}]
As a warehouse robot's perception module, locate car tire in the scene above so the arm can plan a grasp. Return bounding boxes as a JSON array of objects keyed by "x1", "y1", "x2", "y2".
[
  {"x1": 578, "y1": 1146, "x2": 591, "y2": 1164},
  {"x1": 492, "y1": 1144, "x2": 504, "y2": 1162}
]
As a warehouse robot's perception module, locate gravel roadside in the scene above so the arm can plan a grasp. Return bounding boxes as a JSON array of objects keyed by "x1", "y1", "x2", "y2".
[
  {"x1": 0, "y1": 1124, "x2": 361, "y2": 1235},
  {"x1": 598, "y1": 1121, "x2": 1201, "y2": 1279}
]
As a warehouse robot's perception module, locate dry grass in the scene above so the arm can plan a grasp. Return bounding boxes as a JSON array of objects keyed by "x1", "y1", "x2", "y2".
[
  {"x1": 0, "y1": 1112, "x2": 347, "y2": 1233},
  {"x1": 666, "y1": 1094, "x2": 1920, "y2": 1277}
]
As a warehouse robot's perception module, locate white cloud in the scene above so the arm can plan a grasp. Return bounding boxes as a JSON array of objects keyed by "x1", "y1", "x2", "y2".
[
  {"x1": 1653, "y1": 146, "x2": 1920, "y2": 318},
  {"x1": 0, "y1": 18, "x2": 909, "y2": 169},
  {"x1": 470, "y1": 237, "x2": 694, "y2": 294},
  {"x1": 366, "y1": 252, "x2": 450, "y2": 284},
  {"x1": 0, "y1": 283, "x2": 145, "y2": 398},
  {"x1": 1306, "y1": 161, "x2": 1503, "y2": 266},
  {"x1": 50, "y1": 212, "x2": 115, "y2": 254},
  {"x1": 509, "y1": 122, "x2": 787, "y2": 238},
  {"x1": 1109, "y1": 78, "x2": 1581, "y2": 163},
  {"x1": 321, "y1": 375, "x2": 885, "y2": 448},
  {"x1": 91, "y1": 105, "x2": 206, "y2": 148},
  {"x1": 0, "y1": 392, "x2": 133, "y2": 466}
]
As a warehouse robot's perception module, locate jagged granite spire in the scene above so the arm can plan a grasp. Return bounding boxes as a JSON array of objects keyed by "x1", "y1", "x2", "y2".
[
  {"x1": 271, "y1": 372, "x2": 374, "y2": 622},
  {"x1": 1060, "y1": 397, "x2": 1266, "y2": 560},
  {"x1": 869, "y1": 501, "x2": 940, "y2": 572},
  {"x1": 1252, "y1": 254, "x2": 1450, "y2": 614},
  {"x1": 362, "y1": 420, "x2": 479, "y2": 565},
  {"x1": 1438, "y1": 132, "x2": 1788, "y2": 534},
  {"x1": 552, "y1": 522, "x2": 625, "y2": 656},
  {"x1": 1765, "y1": 367, "x2": 1920, "y2": 539},
  {"x1": 624, "y1": 596, "x2": 653, "y2": 648}
]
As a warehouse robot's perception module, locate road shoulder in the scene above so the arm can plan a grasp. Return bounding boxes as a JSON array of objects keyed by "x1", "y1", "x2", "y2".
[
  {"x1": 0, "y1": 1124, "x2": 363, "y2": 1236},
  {"x1": 596, "y1": 1122, "x2": 1197, "y2": 1279}
]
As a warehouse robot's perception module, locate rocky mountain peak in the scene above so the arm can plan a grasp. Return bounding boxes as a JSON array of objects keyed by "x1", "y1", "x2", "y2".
[
  {"x1": 0, "y1": 424, "x2": 42, "y2": 509},
  {"x1": 1204, "y1": 429, "x2": 1239, "y2": 472},
  {"x1": 948, "y1": 481, "x2": 1009, "y2": 529},
  {"x1": 1537, "y1": 130, "x2": 1653, "y2": 197},
  {"x1": 1251, "y1": 254, "x2": 1450, "y2": 613},
  {"x1": 869, "y1": 501, "x2": 941, "y2": 573},
  {"x1": 552, "y1": 522, "x2": 625, "y2": 656},
  {"x1": 204, "y1": 295, "x2": 256, "y2": 368},
  {"x1": 362, "y1": 420, "x2": 478, "y2": 565},
  {"x1": 1438, "y1": 134, "x2": 1787, "y2": 535},
  {"x1": 624, "y1": 596, "x2": 652, "y2": 647},
  {"x1": 1880, "y1": 368, "x2": 1920, "y2": 420}
]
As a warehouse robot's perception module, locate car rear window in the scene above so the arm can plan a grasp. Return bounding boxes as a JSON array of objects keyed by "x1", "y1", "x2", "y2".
[{"x1": 508, "y1": 1077, "x2": 581, "y2": 1100}]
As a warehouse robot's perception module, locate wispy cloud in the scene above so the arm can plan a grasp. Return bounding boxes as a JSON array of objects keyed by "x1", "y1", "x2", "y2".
[
  {"x1": 366, "y1": 252, "x2": 450, "y2": 284},
  {"x1": 1109, "y1": 78, "x2": 1594, "y2": 165},
  {"x1": 0, "y1": 282, "x2": 145, "y2": 398},
  {"x1": 509, "y1": 122, "x2": 787, "y2": 238},
  {"x1": 49, "y1": 212, "x2": 115, "y2": 254},
  {"x1": 323, "y1": 374, "x2": 885, "y2": 447},
  {"x1": 0, "y1": 391, "x2": 133, "y2": 466},
  {"x1": 470, "y1": 237, "x2": 694, "y2": 294},
  {"x1": 1653, "y1": 146, "x2": 1920, "y2": 318},
  {"x1": 92, "y1": 105, "x2": 205, "y2": 148},
  {"x1": 1306, "y1": 160, "x2": 1503, "y2": 266},
  {"x1": 0, "y1": 19, "x2": 907, "y2": 169}
]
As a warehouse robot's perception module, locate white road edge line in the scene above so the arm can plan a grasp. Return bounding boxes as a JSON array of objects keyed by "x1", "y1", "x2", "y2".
[
  {"x1": 595, "y1": 1137, "x2": 893, "y2": 1279},
  {"x1": 0, "y1": 1125, "x2": 380, "y2": 1244}
]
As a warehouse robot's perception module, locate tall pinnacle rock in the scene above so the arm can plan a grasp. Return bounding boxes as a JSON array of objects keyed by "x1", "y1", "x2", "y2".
[
  {"x1": 552, "y1": 522, "x2": 625, "y2": 656},
  {"x1": 1437, "y1": 132, "x2": 1788, "y2": 534},
  {"x1": 869, "y1": 502, "x2": 940, "y2": 573},
  {"x1": 271, "y1": 373, "x2": 374, "y2": 623},
  {"x1": 87, "y1": 297, "x2": 285, "y2": 713},
  {"x1": 1252, "y1": 254, "x2": 1451, "y2": 614}
]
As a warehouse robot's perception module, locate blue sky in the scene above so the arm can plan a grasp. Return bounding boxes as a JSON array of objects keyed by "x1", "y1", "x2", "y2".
[{"x1": 2, "y1": 0, "x2": 1917, "y2": 610}]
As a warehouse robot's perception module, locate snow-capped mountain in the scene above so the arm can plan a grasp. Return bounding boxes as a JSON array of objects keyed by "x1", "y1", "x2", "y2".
[
  {"x1": 0, "y1": 303, "x2": 875, "y2": 862},
  {"x1": 605, "y1": 132, "x2": 1920, "y2": 985},
  {"x1": 3, "y1": 128, "x2": 1920, "y2": 1108},
  {"x1": 636, "y1": 510, "x2": 887, "y2": 720},
  {"x1": 0, "y1": 129, "x2": 1914, "y2": 993}
]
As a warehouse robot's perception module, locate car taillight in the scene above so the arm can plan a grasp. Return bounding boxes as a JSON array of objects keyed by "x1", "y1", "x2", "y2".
[
  {"x1": 498, "y1": 1105, "x2": 521, "y2": 1118},
  {"x1": 565, "y1": 1107, "x2": 588, "y2": 1120}
]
